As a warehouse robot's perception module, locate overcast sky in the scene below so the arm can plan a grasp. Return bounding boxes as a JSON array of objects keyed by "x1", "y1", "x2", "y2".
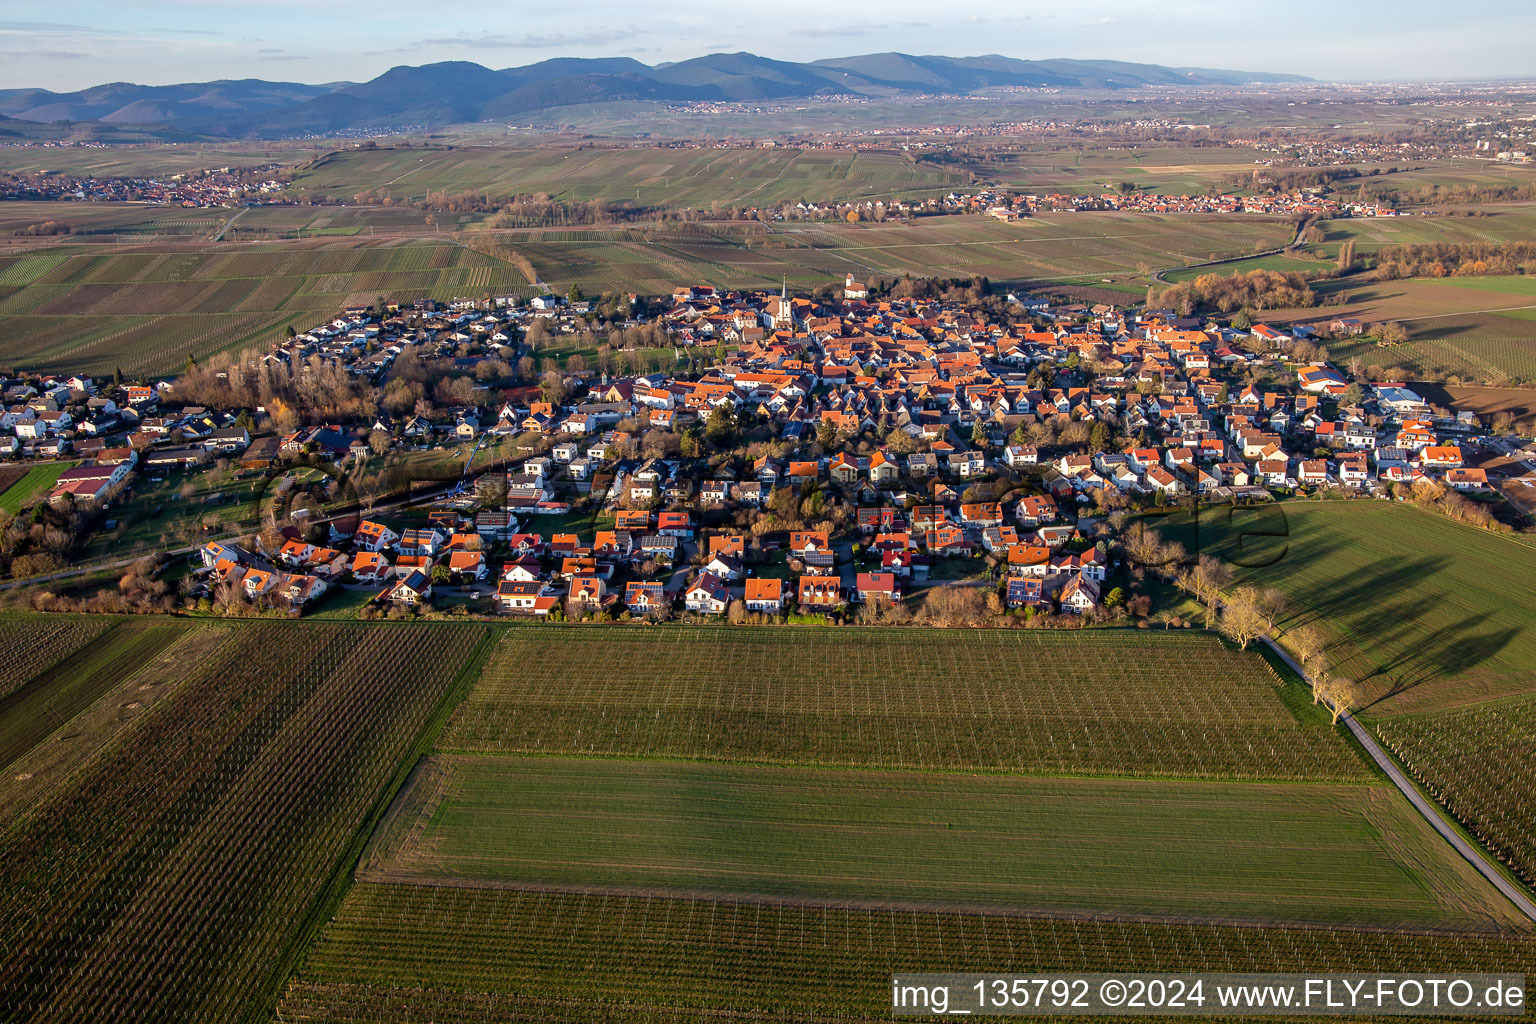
[{"x1": 3, "y1": 1, "x2": 1533, "y2": 92}]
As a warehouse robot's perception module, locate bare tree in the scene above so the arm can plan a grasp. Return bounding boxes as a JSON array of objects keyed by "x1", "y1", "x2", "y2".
[
  {"x1": 1218, "y1": 596, "x2": 1266, "y2": 650},
  {"x1": 1287, "y1": 622, "x2": 1326, "y2": 670},
  {"x1": 1309, "y1": 650, "x2": 1332, "y2": 706},
  {"x1": 1178, "y1": 554, "x2": 1230, "y2": 628},
  {"x1": 1255, "y1": 587, "x2": 1289, "y2": 632},
  {"x1": 1317, "y1": 675, "x2": 1363, "y2": 725}
]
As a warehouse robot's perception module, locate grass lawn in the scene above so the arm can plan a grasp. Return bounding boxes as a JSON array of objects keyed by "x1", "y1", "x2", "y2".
[
  {"x1": 305, "y1": 586, "x2": 379, "y2": 620},
  {"x1": 366, "y1": 755, "x2": 1520, "y2": 931},
  {"x1": 925, "y1": 553, "x2": 989, "y2": 580},
  {"x1": 80, "y1": 465, "x2": 267, "y2": 560},
  {"x1": 0, "y1": 461, "x2": 75, "y2": 514},
  {"x1": 1151, "y1": 501, "x2": 1536, "y2": 714}
]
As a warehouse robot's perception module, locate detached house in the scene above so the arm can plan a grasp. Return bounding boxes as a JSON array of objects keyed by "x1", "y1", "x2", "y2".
[
  {"x1": 351, "y1": 551, "x2": 393, "y2": 584},
  {"x1": 1060, "y1": 576, "x2": 1100, "y2": 614},
  {"x1": 498, "y1": 580, "x2": 558, "y2": 615},
  {"x1": 744, "y1": 578, "x2": 785, "y2": 615},
  {"x1": 625, "y1": 581, "x2": 669, "y2": 616},
  {"x1": 381, "y1": 568, "x2": 432, "y2": 606},
  {"x1": 354, "y1": 520, "x2": 399, "y2": 552},
  {"x1": 685, "y1": 573, "x2": 730, "y2": 615},
  {"x1": 852, "y1": 572, "x2": 900, "y2": 604}
]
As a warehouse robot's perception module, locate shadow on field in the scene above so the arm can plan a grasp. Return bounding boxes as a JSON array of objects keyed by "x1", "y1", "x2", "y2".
[{"x1": 1274, "y1": 549, "x2": 1518, "y2": 707}]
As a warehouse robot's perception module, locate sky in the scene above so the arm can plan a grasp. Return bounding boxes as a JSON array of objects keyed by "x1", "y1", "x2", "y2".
[{"x1": 3, "y1": 1, "x2": 1533, "y2": 92}]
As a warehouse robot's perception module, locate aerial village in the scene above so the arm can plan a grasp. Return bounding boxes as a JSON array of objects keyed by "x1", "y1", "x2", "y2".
[{"x1": 1, "y1": 271, "x2": 1521, "y2": 621}]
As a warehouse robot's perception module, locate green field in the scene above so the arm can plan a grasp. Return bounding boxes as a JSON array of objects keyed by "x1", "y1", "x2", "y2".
[
  {"x1": 0, "y1": 201, "x2": 450, "y2": 242},
  {"x1": 1316, "y1": 205, "x2": 1536, "y2": 255},
  {"x1": 291, "y1": 145, "x2": 967, "y2": 208},
  {"x1": 1155, "y1": 502, "x2": 1536, "y2": 713},
  {"x1": 0, "y1": 238, "x2": 535, "y2": 374},
  {"x1": 443, "y1": 627, "x2": 1371, "y2": 781},
  {"x1": 0, "y1": 615, "x2": 116, "y2": 701},
  {"x1": 366, "y1": 755, "x2": 1515, "y2": 930},
  {"x1": 276, "y1": 620, "x2": 1535, "y2": 1022},
  {"x1": 491, "y1": 213, "x2": 1295, "y2": 296},
  {"x1": 78, "y1": 463, "x2": 270, "y2": 560},
  {"x1": 0, "y1": 143, "x2": 324, "y2": 176},
  {"x1": 0, "y1": 461, "x2": 74, "y2": 513},
  {"x1": 0, "y1": 620, "x2": 188, "y2": 771},
  {"x1": 0, "y1": 213, "x2": 1293, "y2": 374},
  {"x1": 945, "y1": 145, "x2": 1267, "y2": 196},
  {"x1": 0, "y1": 615, "x2": 1526, "y2": 1024}
]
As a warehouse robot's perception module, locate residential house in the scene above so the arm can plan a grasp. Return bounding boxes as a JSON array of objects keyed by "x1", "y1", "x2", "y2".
[
  {"x1": 497, "y1": 580, "x2": 558, "y2": 615},
  {"x1": 381, "y1": 568, "x2": 432, "y2": 606},
  {"x1": 852, "y1": 572, "x2": 900, "y2": 604},
  {"x1": 1006, "y1": 577, "x2": 1046, "y2": 609},
  {"x1": 351, "y1": 551, "x2": 393, "y2": 584},
  {"x1": 354, "y1": 520, "x2": 399, "y2": 552},
  {"x1": 685, "y1": 573, "x2": 730, "y2": 615},
  {"x1": 796, "y1": 576, "x2": 842, "y2": 610},
  {"x1": 1060, "y1": 575, "x2": 1101, "y2": 614},
  {"x1": 625, "y1": 581, "x2": 669, "y2": 616},
  {"x1": 744, "y1": 578, "x2": 785, "y2": 615}
]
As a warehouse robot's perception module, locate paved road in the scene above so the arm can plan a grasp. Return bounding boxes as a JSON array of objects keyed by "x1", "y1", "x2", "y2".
[
  {"x1": 1261, "y1": 636, "x2": 1536, "y2": 925},
  {"x1": 1149, "y1": 221, "x2": 1310, "y2": 285},
  {"x1": 212, "y1": 206, "x2": 249, "y2": 242}
]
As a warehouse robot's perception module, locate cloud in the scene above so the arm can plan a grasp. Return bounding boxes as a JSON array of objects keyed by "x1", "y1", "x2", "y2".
[
  {"x1": 0, "y1": 47, "x2": 89, "y2": 58},
  {"x1": 788, "y1": 25, "x2": 871, "y2": 38},
  {"x1": 1083, "y1": 15, "x2": 1120, "y2": 25},
  {"x1": 0, "y1": 20, "x2": 105, "y2": 34},
  {"x1": 421, "y1": 28, "x2": 638, "y2": 49},
  {"x1": 257, "y1": 47, "x2": 285, "y2": 53}
]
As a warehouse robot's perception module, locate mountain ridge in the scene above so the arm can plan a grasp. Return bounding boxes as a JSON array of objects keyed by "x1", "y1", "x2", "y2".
[{"x1": 1, "y1": 52, "x2": 1313, "y2": 139}]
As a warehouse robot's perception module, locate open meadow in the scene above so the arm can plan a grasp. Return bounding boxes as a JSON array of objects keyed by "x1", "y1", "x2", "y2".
[
  {"x1": 1151, "y1": 501, "x2": 1536, "y2": 714},
  {"x1": 363, "y1": 754, "x2": 1514, "y2": 930},
  {"x1": 0, "y1": 238, "x2": 535, "y2": 375}
]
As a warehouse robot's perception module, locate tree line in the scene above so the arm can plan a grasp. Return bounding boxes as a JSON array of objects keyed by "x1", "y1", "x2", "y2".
[{"x1": 1373, "y1": 241, "x2": 1534, "y2": 280}]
